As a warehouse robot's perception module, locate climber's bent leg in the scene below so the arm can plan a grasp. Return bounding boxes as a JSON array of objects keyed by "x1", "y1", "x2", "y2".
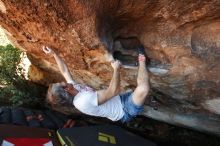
[{"x1": 132, "y1": 54, "x2": 150, "y2": 106}]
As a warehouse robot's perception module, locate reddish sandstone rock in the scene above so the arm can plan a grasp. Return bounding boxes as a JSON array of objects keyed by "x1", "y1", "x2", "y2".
[{"x1": 0, "y1": 0, "x2": 220, "y2": 135}]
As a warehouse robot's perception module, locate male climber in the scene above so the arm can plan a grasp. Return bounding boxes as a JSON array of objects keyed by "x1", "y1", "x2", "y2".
[{"x1": 43, "y1": 46, "x2": 150, "y2": 122}]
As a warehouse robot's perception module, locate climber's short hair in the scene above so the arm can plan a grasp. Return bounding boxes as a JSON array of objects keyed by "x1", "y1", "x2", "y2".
[{"x1": 46, "y1": 83, "x2": 74, "y2": 107}]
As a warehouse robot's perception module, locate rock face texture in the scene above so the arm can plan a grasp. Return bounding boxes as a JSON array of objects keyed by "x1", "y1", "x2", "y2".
[{"x1": 0, "y1": 0, "x2": 220, "y2": 135}]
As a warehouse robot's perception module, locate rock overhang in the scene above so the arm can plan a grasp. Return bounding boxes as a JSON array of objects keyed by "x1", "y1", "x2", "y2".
[{"x1": 0, "y1": 0, "x2": 220, "y2": 135}]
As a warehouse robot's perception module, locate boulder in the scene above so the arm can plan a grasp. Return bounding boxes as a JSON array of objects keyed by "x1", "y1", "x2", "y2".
[{"x1": 0, "y1": 0, "x2": 220, "y2": 135}]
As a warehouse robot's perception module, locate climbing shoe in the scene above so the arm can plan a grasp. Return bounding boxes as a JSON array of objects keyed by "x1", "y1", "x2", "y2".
[
  {"x1": 138, "y1": 45, "x2": 146, "y2": 55},
  {"x1": 137, "y1": 45, "x2": 150, "y2": 65}
]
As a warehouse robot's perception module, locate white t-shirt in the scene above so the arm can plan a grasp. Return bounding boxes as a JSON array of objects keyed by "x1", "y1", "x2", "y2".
[{"x1": 68, "y1": 81, "x2": 124, "y2": 121}]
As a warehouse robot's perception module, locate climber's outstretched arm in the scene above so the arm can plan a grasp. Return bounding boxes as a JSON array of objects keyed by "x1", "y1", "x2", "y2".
[
  {"x1": 97, "y1": 60, "x2": 121, "y2": 105},
  {"x1": 42, "y1": 46, "x2": 74, "y2": 83}
]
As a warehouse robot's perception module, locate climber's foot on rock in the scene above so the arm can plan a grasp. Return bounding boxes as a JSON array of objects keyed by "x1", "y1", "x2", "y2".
[
  {"x1": 138, "y1": 45, "x2": 150, "y2": 65},
  {"x1": 138, "y1": 45, "x2": 146, "y2": 56}
]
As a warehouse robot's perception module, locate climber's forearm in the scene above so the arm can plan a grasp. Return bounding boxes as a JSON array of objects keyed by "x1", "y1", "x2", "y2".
[
  {"x1": 97, "y1": 69, "x2": 120, "y2": 105},
  {"x1": 107, "y1": 69, "x2": 120, "y2": 96},
  {"x1": 53, "y1": 52, "x2": 73, "y2": 82},
  {"x1": 53, "y1": 53, "x2": 68, "y2": 73}
]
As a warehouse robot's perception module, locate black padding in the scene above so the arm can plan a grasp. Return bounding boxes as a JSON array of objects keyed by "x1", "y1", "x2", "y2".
[
  {"x1": 57, "y1": 125, "x2": 157, "y2": 146},
  {"x1": 44, "y1": 110, "x2": 64, "y2": 128},
  {"x1": 23, "y1": 109, "x2": 41, "y2": 128},
  {"x1": 11, "y1": 108, "x2": 27, "y2": 125},
  {"x1": 36, "y1": 111, "x2": 57, "y2": 130},
  {"x1": 0, "y1": 107, "x2": 11, "y2": 124},
  {"x1": 54, "y1": 111, "x2": 69, "y2": 123}
]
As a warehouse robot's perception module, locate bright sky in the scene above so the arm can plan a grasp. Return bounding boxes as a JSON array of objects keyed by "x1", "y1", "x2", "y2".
[{"x1": 0, "y1": 27, "x2": 10, "y2": 46}]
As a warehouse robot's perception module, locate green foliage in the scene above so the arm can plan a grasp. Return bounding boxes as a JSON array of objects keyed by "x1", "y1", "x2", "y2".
[
  {"x1": 0, "y1": 44, "x2": 22, "y2": 85},
  {"x1": 0, "y1": 44, "x2": 46, "y2": 107}
]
